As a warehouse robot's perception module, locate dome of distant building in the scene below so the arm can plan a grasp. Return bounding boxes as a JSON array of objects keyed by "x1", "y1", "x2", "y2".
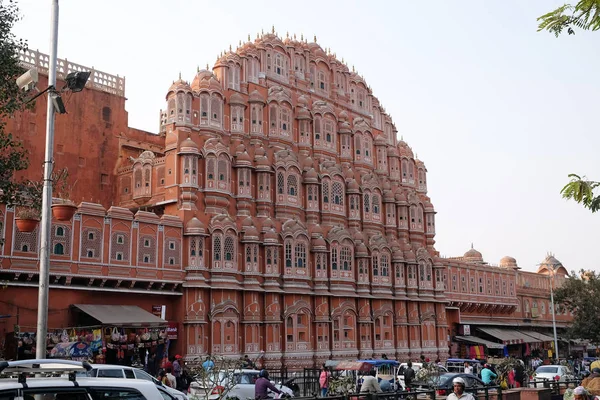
[
  {"x1": 463, "y1": 244, "x2": 483, "y2": 263},
  {"x1": 499, "y1": 256, "x2": 519, "y2": 270},
  {"x1": 537, "y1": 253, "x2": 568, "y2": 276}
]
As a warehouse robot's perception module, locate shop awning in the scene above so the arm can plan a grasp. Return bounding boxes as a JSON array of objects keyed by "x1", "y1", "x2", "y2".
[
  {"x1": 455, "y1": 335, "x2": 505, "y2": 349},
  {"x1": 519, "y1": 330, "x2": 555, "y2": 342},
  {"x1": 477, "y1": 327, "x2": 538, "y2": 344},
  {"x1": 72, "y1": 304, "x2": 167, "y2": 327}
]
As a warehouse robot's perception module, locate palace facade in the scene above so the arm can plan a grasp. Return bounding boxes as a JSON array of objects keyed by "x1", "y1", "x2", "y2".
[{"x1": 0, "y1": 32, "x2": 574, "y2": 368}]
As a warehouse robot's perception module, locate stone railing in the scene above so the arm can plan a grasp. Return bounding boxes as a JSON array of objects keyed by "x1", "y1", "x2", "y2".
[{"x1": 19, "y1": 49, "x2": 125, "y2": 97}]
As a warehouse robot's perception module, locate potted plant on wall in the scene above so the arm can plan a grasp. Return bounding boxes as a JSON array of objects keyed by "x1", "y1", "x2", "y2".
[
  {"x1": 15, "y1": 180, "x2": 42, "y2": 233},
  {"x1": 51, "y1": 167, "x2": 77, "y2": 221}
]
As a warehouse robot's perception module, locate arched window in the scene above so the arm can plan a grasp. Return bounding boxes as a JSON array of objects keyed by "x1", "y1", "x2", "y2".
[
  {"x1": 314, "y1": 117, "x2": 321, "y2": 142},
  {"x1": 322, "y1": 180, "x2": 330, "y2": 204},
  {"x1": 269, "y1": 104, "x2": 278, "y2": 135},
  {"x1": 331, "y1": 246, "x2": 338, "y2": 270},
  {"x1": 213, "y1": 236, "x2": 221, "y2": 261},
  {"x1": 285, "y1": 241, "x2": 293, "y2": 267},
  {"x1": 295, "y1": 242, "x2": 306, "y2": 267},
  {"x1": 54, "y1": 243, "x2": 64, "y2": 255},
  {"x1": 224, "y1": 236, "x2": 234, "y2": 261},
  {"x1": 56, "y1": 226, "x2": 64, "y2": 237},
  {"x1": 277, "y1": 172, "x2": 285, "y2": 194},
  {"x1": 372, "y1": 194, "x2": 380, "y2": 215},
  {"x1": 200, "y1": 93, "x2": 209, "y2": 124},
  {"x1": 280, "y1": 106, "x2": 291, "y2": 135},
  {"x1": 380, "y1": 253, "x2": 389, "y2": 276},
  {"x1": 341, "y1": 246, "x2": 352, "y2": 271},
  {"x1": 373, "y1": 254, "x2": 379, "y2": 276},
  {"x1": 210, "y1": 96, "x2": 222, "y2": 125},
  {"x1": 287, "y1": 175, "x2": 297, "y2": 196}
]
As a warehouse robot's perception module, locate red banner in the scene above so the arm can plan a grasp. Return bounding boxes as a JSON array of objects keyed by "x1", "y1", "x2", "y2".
[{"x1": 167, "y1": 322, "x2": 178, "y2": 340}]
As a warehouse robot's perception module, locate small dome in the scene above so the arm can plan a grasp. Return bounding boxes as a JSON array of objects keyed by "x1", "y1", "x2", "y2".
[
  {"x1": 230, "y1": 92, "x2": 246, "y2": 106},
  {"x1": 464, "y1": 245, "x2": 483, "y2": 262},
  {"x1": 235, "y1": 150, "x2": 252, "y2": 166},
  {"x1": 310, "y1": 223, "x2": 324, "y2": 238},
  {"x1": 347, "y1": 179, "x2": 360, "y2": 192},
  {"x1": 184, "y1": 217, "x2": 206, "y2": 235},
  {"x1": 499, "y1": 256, "x2": 519, "y2": 270},
  {"x1": 303, "y1": 168, "x2": 319, "y2": 183},
  {"x1": 139, "y1": 150, "x2": 155, "y2": 160},
  {"x1": 339, "y1": 110, "x2": 348, "y2": 121},
  {"x1": 395, "y1": 191, "x2": 407, "y2": 203},
  {"x1": 180, "y1": 137, "x2": 199, "y2": 153},
  {"x1": 262, "y1": 217, "x2": 275, "y2": 231},
  {"x1": 208, "y1": 77, "x2": 223, "y2": 92},
  {"x1": 404, "y1": 249, "x2": 416, "y2": 262},
  {"x1": 355, "y1": 242, "x2": 368, "y2": 257},
  {"x1": 264, "y1": 228, "x2": 279, "y2": 243},
  {"x1": 168, "y1": 77, "x2": 192, "y2": 96},
  {"x1": 254, "y1": 145, "x2": 266, "y2": 157},
  {"x1": 297, "y1": 95, "x2": 308, "y2": 107},
  {"x1": 312, "y1": 236, "x2": 327, "y2": 249},
  {"x1": 398, "y1": 140, "x2": 414, "y2": 159},
  {"x1": 297, "y1": 107, "x2": 311, "y2": 120},
  {"x1": 242, "y1": 216, "x2": 254, "y2": 227},
  {"x1": 249, "y1": 89, "x2": 265, "y2": 104}
]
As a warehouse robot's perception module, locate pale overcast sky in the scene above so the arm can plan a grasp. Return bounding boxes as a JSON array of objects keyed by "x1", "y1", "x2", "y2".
[{"x1": 13, "y1": 0, "x2": 600, "y2": 272}]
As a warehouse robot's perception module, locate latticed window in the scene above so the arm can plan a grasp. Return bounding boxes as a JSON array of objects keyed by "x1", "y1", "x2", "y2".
[
  {"x1": 364, "y1": 195, "x2": 370, "y2": 213},
  {"x1": 322, "y1": 181, "x2": 330, "y2": 203},
  {"x1": 207, "y1": 158, "x2": 215, "y2": 180},
  {"x1": 246, "y1": 246, "x2": 252, "y2": 262},
  {"x1": 285, "y1": 241, "x2": 292, "y2": 267},
  {"x1": 332, "y1": 181, "x2": 344, "y2": 206},
  {"x1": 295, "y1": 242, "x2": 306, "y2": 267},
  {"x1": 355, "y1": 134, "x2": 362, "y2": 155},
  {"x1": 350, "y1": 196, "x2": 357, "y2": 210},
  {"x1": 269, "y1": 104, "x2": 278, "y2": 133},
  {"x1": 277, "y1": 172, "x2": 285, "y2": 194},
  {"x1": 224, "y1": 236, "x2": 235, "y2": 261},
  {"x1": 218, "y1": 158, "x2": 228, "y2": 182},
  {"x1": 381, "y1": 254, "x2": 389, "y2": 276},
  {"x1": 81, "y1": 228, "x2": 101, "y2": 259},
  {"x1": 331, "y1": 247, "x2": 338, "y2": 270},
  {"x1": 280, "y1": 107, "x2": 291, "y2": 134},
  {"x1": 359, "y1": 259, "x2": 366, "y2": 275},
  {"x1": 324, "y1": 119, "x2": 334, "y2": 145},
  {"x1": 314, "y1": 117, "x2": 321, "y2": 140},
  {"x1": 251, "y1": 104, "x2": 263, "y2": 133},
  {"x1": 373, "y1": 256, "x2": 379, "y2": 276},
  {"x1": 341, "y1": 246, "x2": 352, "y2": 270},
  {"x1": 372, "y1": 194, "x2": 380, "y2": 214},
  {"x1": 287, "y1": 174, "x2": 298, "y2": 196},
  {"x1": 213, "y1": 236, "x2": 221, "y2": 261},
  {"x1": 211, "y1": 96, "x2": 222, "y2": 123},
  {"x1": 316, "y1": 253, "x2": 324, "y2": 270}
]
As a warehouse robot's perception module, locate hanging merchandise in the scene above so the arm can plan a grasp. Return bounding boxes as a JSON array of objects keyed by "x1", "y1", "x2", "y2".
[
  {"x1": 141, "y1": 329, "x2": 150, "y2": 341},
  {"x1": 91, "y1": 329, "x2": 103, "y2": 351},
  {"x1": 111, "y1": 327, "x2": 120, "y2": 342},
  {"x1": 70, "y1": 342, "x2": 92, "y2": 360}
]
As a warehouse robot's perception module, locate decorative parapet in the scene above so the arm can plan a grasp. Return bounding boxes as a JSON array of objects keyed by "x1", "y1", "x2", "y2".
[{"x1": 19, "y1": 48, "x2": 125, "y2": 97}]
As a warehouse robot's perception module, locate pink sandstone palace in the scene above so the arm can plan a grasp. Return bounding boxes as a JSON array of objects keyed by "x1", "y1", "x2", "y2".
[{"x1": 0, "y1": 31, "x2": 576, "y2": 367}]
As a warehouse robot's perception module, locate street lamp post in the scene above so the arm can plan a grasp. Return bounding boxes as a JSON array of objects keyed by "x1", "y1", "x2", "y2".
[
  {"x1": 549, "y1": 275, "x2": 559, "y2": 361},
  {"x1": 35, "y1": 0, "x2": 59, "y2": 359}
]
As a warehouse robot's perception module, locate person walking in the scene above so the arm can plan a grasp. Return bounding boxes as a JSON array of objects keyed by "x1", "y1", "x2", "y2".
[
  {"x1": 447, "y1": 377, "x2": 475, "y2": 400},
  {"x1": 202, "y1": 355, "x2": 214, "y2": 371},
  {"x1": 319, "y1": 364, "x2": 331, "y2": 397},
  {"x1": 404, "y1": 361, "x2": 416, "y2": 390},
  {"x1": 173, "y1": 355, "x2": 183, "y2": 391}
]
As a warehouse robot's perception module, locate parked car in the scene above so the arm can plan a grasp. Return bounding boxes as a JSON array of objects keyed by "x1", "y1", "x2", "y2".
[
  {"x1": 0, "y1": 359, "x2": 165, "y2": 400},
  {"x1": 532, "y1": 365, "x2": 575, "y2": 382},
  {"x1": 83, "y1": 363, "x2": 188, "y2": 400},
  {"x1": 413, "y1": 372, "x2": 485, "y2": 395},
  {"x1": 189, "y1": 369, "x2": 293, "y2": 400},
  {"x1": 397, "y1": 363, "x2": 448, "y2": 390}
]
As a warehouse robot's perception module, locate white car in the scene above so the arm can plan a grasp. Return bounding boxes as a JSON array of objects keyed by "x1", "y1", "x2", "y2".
[
  {"x1": 83, "y1": 364, "x2": 188, "y2": 400},
  {"x1": 0, "y1": 359, "x2": 165, "y2": 400},
  {"x1": 189, "y1": 369, "x2": 293, "y2": 400},
  {"x1": 532, "y1": 365, "x2": 574, "y2": 382},
  {"x1": 397, "y1": 363, "x2": 449, "y2": 390}
]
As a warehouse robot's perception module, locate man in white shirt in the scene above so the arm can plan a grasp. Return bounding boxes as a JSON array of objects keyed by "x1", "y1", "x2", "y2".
[
  {"x1": 360, "y1": 370, "x2": 383, "y2": 394},
  {"x1": 447, "y1": 377, "x2": 475, "y2": 400},
  {"x1": 464, "y1": 362, "x2": 473, "y2": 375}
]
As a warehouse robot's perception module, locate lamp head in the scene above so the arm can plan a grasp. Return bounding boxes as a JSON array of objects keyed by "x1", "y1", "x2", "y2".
[{"x1": 65, "y1": 71, "x2": 90, "y2": 92}]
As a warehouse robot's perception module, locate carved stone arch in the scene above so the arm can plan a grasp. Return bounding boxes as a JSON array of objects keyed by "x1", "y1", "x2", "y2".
[
  {"x1": 416, "y1": 247, "x2": 433, "y2": 264},
  {"x1": 280, "y1": 218, "x2": 308, "y2": 238},
  {"x1": 274, "y1": 149, "x2": 300, "y2": 169},
  {"x1": 267, "y1": 85, "x2": 292, "y2": 105},
  {"x1": 331, "y1": 300, "x2": 357, "y2": 318},
  {"x1": 209, "y1": 214, "x2": 237, "y2": 234},
  {"x1": 187, "y1": 296, "x2": 206, "y2": 319},
  {"x1": 353, "y1": 116, "x2": 371, "y2": 131},
  {"x1": 202, "y1": 137, "x2": 230, "y2": 158},
  {"x1": 312, "y1": 100, "x2": 336, "y2": 118},
  {"x1": 373, "y1": 303, "x2": 394, "y2": 319},
  {"x1": 284, "y1": 300, "x2": 313, "y2": 318},
  {"x1": 209, "y1": 299, "x2": 239, "y2": 320},
  {"x1": 326, "y1": 226, "x2": 353, "y2": 244},
  {"x1": 368, "y1": 232, "x2": 389, "y2": 250}
]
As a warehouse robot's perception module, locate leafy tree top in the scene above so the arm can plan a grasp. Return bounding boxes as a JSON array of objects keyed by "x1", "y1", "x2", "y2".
[{"x1": 538, "y1": 0, "x2": 600, "y2": 36}]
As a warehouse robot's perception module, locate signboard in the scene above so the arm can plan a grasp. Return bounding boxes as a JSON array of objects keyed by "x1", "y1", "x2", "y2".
[
  {"x1": 167, "y1": 322, "x2": 178, "y2": 340},
  {"x1": 460, "y1": 324, "x2": 471, "y2": 336}
]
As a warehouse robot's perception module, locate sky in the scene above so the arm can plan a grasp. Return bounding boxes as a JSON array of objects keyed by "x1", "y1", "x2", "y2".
[{"x1": 12, "y1": 0, "x2": 600, "y2": 273}]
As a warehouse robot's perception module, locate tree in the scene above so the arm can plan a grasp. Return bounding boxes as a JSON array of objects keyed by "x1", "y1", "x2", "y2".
[
  {"x1": 553, "y1": 270, "x2": 600, "y2": 344},
  {"x1": 538, "y1": 0, "x2": 600, "y2": 36},
  {"x1": 560, "y1": 174, "x2": 600, "y2": 212},
  {"x1": 0, "y1": 0, "x2": 30, "y2": 209}
]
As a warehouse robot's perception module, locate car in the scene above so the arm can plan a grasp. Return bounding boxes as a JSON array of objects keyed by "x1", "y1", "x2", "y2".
[
  {"x1": 189, "y1": 369, "x2": 293, "y2": 400},
  {"x1": 397, "y1": 363, "x2": 449, "y2": 390},
  {"x1": 532, "y1": 365, "x2": 575, "y2": 382},
  {"x1": 413, "y1": 373, "x2": 486, "y2": 396},
  {"x1": 0, "y1": 359, "x2": 165, "y2": 400},
  {"x1": 82, "y1": 364, "x2": 189, "y2": 400}
]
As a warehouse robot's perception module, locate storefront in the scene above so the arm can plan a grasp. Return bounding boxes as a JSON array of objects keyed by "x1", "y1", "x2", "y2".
[{"x1": 6, "y1": 304, "x2": 169, "y2": 365}]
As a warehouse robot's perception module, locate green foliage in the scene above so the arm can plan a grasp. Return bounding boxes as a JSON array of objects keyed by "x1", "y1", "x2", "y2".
[
  {"x1": 560, "y1": 174, "x2": 600, "y2": 212},
  {"x1": 553, "y1": 270, "x2": 600, "y2": 344},
  {"x1": 0, "y1": 0, "x2": 30, "y2": 209},
  {"x1": 537, "y1": 0, "x2": 600, "y2": 36}
]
